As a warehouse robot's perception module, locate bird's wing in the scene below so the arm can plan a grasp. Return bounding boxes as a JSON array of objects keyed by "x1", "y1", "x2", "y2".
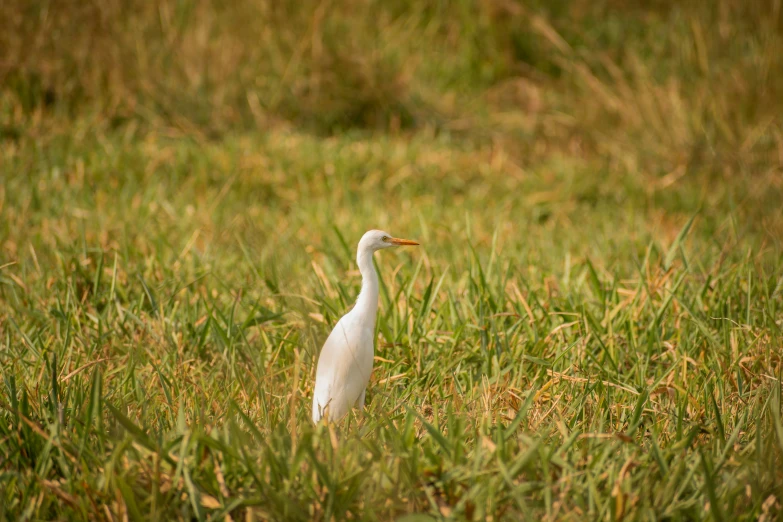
[{"x1": 312, "y1": 315, "x2": 373, "y2": 421}]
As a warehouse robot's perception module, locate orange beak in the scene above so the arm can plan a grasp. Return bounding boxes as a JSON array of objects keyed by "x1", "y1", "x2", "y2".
[{"x1": 388, "y1": 237, "x2": 420, "y2": 246}]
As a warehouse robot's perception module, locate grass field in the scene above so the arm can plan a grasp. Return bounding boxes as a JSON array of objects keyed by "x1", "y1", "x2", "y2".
[{"x1": 2, "y1": 0, "x2": 783, "y2": 520}]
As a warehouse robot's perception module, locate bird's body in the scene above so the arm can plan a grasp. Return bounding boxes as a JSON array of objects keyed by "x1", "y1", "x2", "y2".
[
  {"x1": 311, "y1": 310, "x2": 376, "y2": 422},
  {"x1": 312, "y1": 230, "x2": 418, "y2": 423}
]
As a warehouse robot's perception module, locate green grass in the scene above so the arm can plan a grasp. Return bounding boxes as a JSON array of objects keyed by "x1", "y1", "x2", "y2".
[{"x1": 2, "y1": 0, "x2": 783, "y2": 520}]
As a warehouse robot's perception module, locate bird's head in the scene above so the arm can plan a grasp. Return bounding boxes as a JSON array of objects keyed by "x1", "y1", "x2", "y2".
[{"x1": 360, "y1": 229, "x2": 420, "y2": 252}]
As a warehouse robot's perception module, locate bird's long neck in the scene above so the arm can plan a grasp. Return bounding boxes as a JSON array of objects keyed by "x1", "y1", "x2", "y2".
[{"x1": 355, "y1": 246, "x2": 379, "y2": 330}]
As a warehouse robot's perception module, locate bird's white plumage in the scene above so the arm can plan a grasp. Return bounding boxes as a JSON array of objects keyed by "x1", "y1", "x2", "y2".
[
  {"x1": 311, "y1": 313, "x2": 375, "y2": 421},
  {"x1": 312, "y1": 230, "x2": 418, "y2": 423}
]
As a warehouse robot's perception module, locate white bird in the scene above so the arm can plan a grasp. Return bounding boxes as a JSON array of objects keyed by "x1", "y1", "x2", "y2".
[{"x1": 312, "y1": 229, "x2": 419, "y2": 423}]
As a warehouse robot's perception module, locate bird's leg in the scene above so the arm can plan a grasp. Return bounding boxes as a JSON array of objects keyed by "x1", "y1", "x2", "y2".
[{"x1": 355, "y1": 389, "x2": 366, "y2": 411}]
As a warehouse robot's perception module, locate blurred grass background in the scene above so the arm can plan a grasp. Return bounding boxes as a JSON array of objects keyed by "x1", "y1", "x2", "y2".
[{"x1": 1, "y1": 0, "x2": 783, "y2": 520}]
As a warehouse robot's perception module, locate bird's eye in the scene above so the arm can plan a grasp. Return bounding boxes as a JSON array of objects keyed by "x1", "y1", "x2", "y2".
[{"x1": 382, "y1": 236, "x2": 389, "y2": 241}]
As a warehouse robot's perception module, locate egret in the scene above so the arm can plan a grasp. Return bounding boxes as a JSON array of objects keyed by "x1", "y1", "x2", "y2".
[{"x1": 312, "y1": 230, "x2": 419, "y2": 423}]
